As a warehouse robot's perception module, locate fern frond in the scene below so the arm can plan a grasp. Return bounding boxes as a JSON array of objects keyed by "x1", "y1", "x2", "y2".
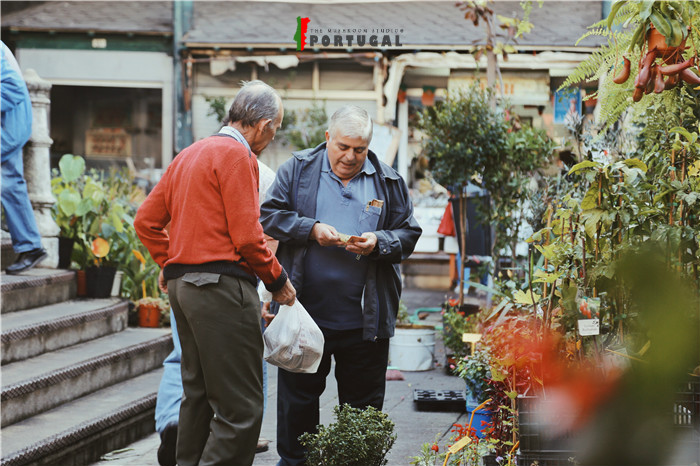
[
  {"x1": 576, "y1": 28, "x2": 611, "y2": 45},
  {"x1": 560, "y1": 44, "x2": 614, "y2": 89}
]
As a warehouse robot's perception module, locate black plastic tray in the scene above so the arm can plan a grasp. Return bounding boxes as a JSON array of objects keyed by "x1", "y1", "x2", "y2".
[{"x1": 413, "y1": 389, "x2": 467, "y2": 412}]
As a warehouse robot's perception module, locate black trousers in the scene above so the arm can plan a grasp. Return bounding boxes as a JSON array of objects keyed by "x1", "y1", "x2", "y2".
[{"x1": 276, "y1": 327, "x2": 390, "y2": 466}]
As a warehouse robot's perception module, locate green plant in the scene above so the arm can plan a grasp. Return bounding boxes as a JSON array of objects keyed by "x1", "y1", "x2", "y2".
[
  {"x1": 299, "y1": 404, "x2": 396, "y2": 466},
  {"x1": 51, "y1": 154, "x2": 130, "y2": 268},
  {"x1": 279, "y1": 100, "x2": 328, "y2": 151},
  {"x1": 441, "y1": 299, "x2": 478, "y2": 361},
  {"x1": 419, "y1": 87, "x2": 555, "y2": 302},
  {"x1": 456, "y1": 346, "x2": 492, "y2": 403},
  {"x1": 561, "y1": 1, "x2": 700, "y2": 131},
  {"x1": 607, "y1": 0, "x2": 691, "y2": 52},
  {"x1": 396, "y1": 300, "x2": 410, "y2": 324},
  {"x1": 205, "y1": 95, "x2": 228, "y2": 125}
]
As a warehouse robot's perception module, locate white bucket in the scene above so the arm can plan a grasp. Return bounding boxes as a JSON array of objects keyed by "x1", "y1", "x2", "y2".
[{"x1": 389, "y1": 325, "x2": 436, "y2": 371}]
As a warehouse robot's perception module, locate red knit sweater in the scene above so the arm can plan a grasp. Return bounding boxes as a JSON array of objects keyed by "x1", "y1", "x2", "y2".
[{"x1": 134, "y1": 135, "x2": 286, "y2": 290}]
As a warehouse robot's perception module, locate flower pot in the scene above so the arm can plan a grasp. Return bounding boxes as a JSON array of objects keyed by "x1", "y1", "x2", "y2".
[
  {"x1": 85, "y1": 265, "x2": 117, "y2": 298},
  {"x1": 57, "y1": 237, "x2": 74, "y2": 269},
  {"x1": 76, "y1": 269, "x2": 87, "y2": 297},
  {"x1": 397, "y1": 89, "x2": 407, "y2": 104},
  {"x1": 389, "y1": 324, "x2": 436, "y2": 371},
  {"x1": 110, "y1": 270, "x2": 123, "y2": 297},
  {"x1": 138, "y1": 303, "x2": 161, "y2": 328},
  {"x1": 647, "y1": 25, "x2": 686, "y2": 58},
  {"x1": 421, "y1": 87, "x2": 436, "y2": 106}
]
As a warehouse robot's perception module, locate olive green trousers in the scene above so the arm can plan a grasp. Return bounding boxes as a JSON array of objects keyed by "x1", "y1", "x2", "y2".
[{"x1": 169, "y1": 273, "x2": 263, "y2": 466}]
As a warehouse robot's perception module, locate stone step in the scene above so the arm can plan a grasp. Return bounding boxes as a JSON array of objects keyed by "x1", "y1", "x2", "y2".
[
  {"x1": 1, "y1": 298, "x2": 129, "y2": 364},
  {"x1": 1, "y1": 269, "x2": 76, "y2": 314},
  {"x1": 0, "y1": 369, "x2": 163, "y2": 466},
  {"x1": 2, "y1": 237, "x2": 17, "y2": 271},
  {"x1": 1, "y1": 328, "x2": 173, "y2": 426}
]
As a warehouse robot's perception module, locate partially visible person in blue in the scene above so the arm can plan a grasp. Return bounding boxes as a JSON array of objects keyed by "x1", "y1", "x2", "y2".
[
  {"x1": 1, "y1": 41, "x2": 47, "y2": 274},
  {"x1": 260, "y1": 105, "x2": 422, "y2": 466},
  {"x1": 154, "y1": 158, "x2": 278, "y2": 466}
]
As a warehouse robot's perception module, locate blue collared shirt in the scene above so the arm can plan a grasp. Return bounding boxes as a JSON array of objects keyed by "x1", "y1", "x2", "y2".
[{"x1": 301, "y1": 150, "x2": 380, "y2": 330}]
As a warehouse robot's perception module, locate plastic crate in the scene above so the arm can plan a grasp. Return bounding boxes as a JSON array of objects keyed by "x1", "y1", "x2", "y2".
[
  {"x1": 413, "y1": 389, "x2": 467, "y2": 412},
  {"x1": 517, "y1": 396, "x2": 576, "y2": 454}
]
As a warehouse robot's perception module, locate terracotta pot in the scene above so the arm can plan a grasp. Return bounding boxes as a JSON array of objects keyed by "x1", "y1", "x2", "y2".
[
  {"x1": 397, "y1": 89, "x2": 407, "y2": 104},
  {"x1": 647, "y1": 25, "x2": 686, "y2": 58},
  {"x1": 76, "y1": 270, "x2": 87, "y2": 297},
  {"x1": 138, "y1": 304, "x2": 161, "y2": 328},
  {"x1": 421, "y1": 88, "x2": 435, "y2": 106}
]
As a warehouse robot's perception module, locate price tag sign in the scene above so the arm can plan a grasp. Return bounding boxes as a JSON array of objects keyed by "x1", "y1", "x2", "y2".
[
  {"x1": 578, "y1": 318, "x2": 600, "y2": 336},
  {"x1": 448, "y1": 435, "x2": 472, "y2": 454}
]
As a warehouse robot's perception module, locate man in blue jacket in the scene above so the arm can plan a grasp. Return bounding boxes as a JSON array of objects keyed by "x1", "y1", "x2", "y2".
[
  {"x1": 1, "y1": 41, "x2": 47, "y2": 274},
  {"x1": 260, "y1": 105, "x2": 421, "y2": 466}
]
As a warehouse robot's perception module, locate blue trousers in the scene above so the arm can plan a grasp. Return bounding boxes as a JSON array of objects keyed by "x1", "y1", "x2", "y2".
[
  {"x1": 155, "y1": 309, "x2": 269, "y2": 434},
  {"x1": 1, "y1": 144, "x2": 42, "y2": 253}
]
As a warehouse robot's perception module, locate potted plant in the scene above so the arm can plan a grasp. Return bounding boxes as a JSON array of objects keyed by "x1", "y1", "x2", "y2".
[
  {"x1": 135, "y1": 296, "x2": 169, "y2": 328},
  {"x1": 299, "y1": 404, "x2": 396, "y2": 466},
  {"x1": 441, "y1": 298, "x2": 478, "y2": 374},
  {"x1": 456, "y1": 346, "x2": 492, "y2": 405},
  {"x1": 85, "y1": 237, "x2": 117, "y2": 298},
  {"x1": 51, "y1": 154, "x2": 88, "y2": 268}
]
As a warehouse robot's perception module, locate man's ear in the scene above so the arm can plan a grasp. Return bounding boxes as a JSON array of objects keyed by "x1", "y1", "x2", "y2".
[
  {"x1": 325, "y1": 130, "x2": 330, "y2": 143},
  {"x1": 256, "y1": 118, "x2": 272, "y2": 134}
]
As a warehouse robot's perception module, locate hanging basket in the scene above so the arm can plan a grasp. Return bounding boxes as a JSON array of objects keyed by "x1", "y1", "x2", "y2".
[{"x1": 647, "y1": 25, "x2": 687, "y2": 58}]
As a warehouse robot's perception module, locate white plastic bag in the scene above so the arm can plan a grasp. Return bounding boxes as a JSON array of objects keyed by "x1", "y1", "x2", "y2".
[
  {"x1": 257, "y1": 280, "x2": 273, "y2": 303},
  {"x1": 263, "y1": 300, "x2": 324, "y2": 373}
]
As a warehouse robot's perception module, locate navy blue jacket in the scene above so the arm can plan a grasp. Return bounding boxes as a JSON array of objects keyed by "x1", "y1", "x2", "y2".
[{"x1": 260, "y1": 143, "x2": 422, "y2": 340}]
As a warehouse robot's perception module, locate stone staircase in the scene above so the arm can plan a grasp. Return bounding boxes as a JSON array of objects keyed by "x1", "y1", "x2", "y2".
[{"x1": 1, "y1": 240, "x2": 172, "y2": 466}]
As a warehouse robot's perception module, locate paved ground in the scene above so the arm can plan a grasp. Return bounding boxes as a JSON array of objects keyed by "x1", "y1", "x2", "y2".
[{"x1": 93, "y1": 287, "x2": 472, "y2": 466}]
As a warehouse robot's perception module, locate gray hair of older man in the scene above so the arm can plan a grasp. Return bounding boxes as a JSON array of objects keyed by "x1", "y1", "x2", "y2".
[
  {"x1": 327, "y1": 105, "x2": 373, "y2": 143},
  {"x1": 227, "y1": 80, "x2": 282, "y2": 128}
]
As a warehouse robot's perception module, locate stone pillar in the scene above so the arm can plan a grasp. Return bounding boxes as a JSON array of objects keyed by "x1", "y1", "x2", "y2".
[{"x1": 24, "y1": 68, "x2": 59, "y2": 268}]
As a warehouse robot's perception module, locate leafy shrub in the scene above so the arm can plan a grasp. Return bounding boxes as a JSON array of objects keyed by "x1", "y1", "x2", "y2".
[{"x1": 299, "y1": 404, "x2": 396, "y2": 466}]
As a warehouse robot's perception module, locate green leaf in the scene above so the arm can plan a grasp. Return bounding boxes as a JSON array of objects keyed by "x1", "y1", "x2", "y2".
[
  {"x1": 513, "y1": 289, "x2": 541, "y2": 305},
  {"x1": 583, "y1": 209, "x2": 604, "y2": 238},
  {"x1": 670, "y1": 126, "x2": 697, "y2": 144},
  {"x1": 568, "y1": 160, "x2": 600, "y2": 175},
  {"x1": 606, "y1": 0, "x2": 625, "y2": 30},
  {"x1": 83, "y1": 180, "x2": 105, "y2": 205},
  {"x1": 622, "y1": 158, "x2": 648, "y2": 172},
  {"x1": 535, "y1": 243, "x2": 558, "y2": 260},
  {"x1": 58, "y1": 190, "x2": 80, "y2": 216},
  {"x1": 58, "y1": 154, "x2": 85, "y2": 183},
  {"x1": 581, "y1": 187, "x2": 599, "y2": 211},
  {"x1": 533, "y1": 269, "x2": 563, "y2": 284},
  {"x1": 75, "y1": 198, "x2": 94, "y2": 217}
]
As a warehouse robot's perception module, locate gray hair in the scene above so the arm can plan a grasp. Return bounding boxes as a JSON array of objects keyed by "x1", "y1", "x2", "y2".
[
  {"x1": 227, "y1": 80, "x2": 282, "y2": 127},
  {"x1": 327, "y1": 105, "x2": 373, "y2": 143}
]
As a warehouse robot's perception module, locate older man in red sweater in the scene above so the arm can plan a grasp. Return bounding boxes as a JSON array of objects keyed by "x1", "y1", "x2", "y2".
[{"x1": 135, "y1": 80, "x2": 295, "y2": 466}]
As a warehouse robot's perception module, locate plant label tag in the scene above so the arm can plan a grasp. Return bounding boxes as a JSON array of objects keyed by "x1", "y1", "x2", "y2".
[
  {"x1": 578, "y1": 318, "x2": 600, "y2": 336},
  {"x1": 448, "y1": 435, "x2": 472, "y2": 454}
]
